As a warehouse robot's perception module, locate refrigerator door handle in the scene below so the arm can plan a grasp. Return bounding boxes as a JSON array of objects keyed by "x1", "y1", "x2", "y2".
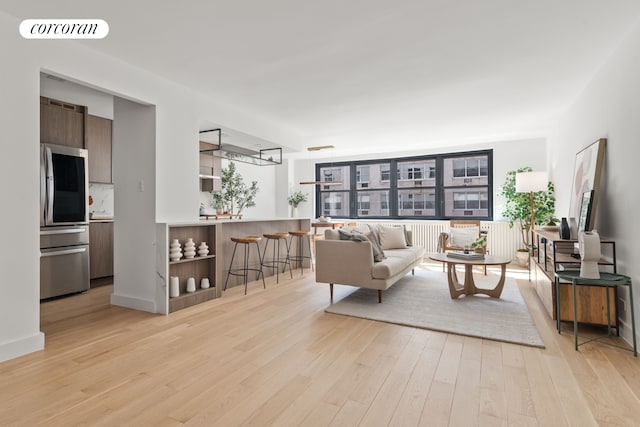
[
  {"x1": 40, "y1": 145, "x2": 46, "y2": 227},
  {"x1": 40, "y1": 247, "x2": 87, "y2": 257},
  {"x1": 45, "y1": 146, "x2": 55, "y2": 226}
]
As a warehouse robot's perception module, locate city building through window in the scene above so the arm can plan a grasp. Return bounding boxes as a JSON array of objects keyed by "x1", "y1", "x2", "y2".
[{"x1": 316, "y1": 150, "x2": 492, "y2": 219}]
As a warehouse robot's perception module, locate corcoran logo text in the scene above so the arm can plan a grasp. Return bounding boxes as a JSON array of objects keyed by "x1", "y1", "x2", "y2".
[{"x1": 19, "y1": 19, "x2": 109, "y2": 39}]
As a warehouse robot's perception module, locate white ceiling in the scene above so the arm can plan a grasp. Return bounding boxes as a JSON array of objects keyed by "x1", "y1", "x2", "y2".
[{"x1": 4, "y1": 1, "x2": 640, "y2": 156}]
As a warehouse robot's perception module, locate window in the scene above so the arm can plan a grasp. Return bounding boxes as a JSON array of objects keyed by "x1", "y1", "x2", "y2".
[
  {"x1": 356, "y1": 166, "x2": 369, "y2": 183},
  {"x1": 315, "y1": 150, "x2": 492, "y2": 219},
  {"x1": 452, "y1": 157, "x2": 489, "y2": 178},
  {"x1": 380, "y1": 192, "x2": 389, "y2": 211},
  {"x1": 321, "y1": 192, "x2": 349, "y2": 216},
  {"x1": 323, "y1": 168, "x2": 342, "y2": 182},
  {"x1": 398, "y1": 190, "x2": 436, "y2": 217},
  {"x1": 380, "y1": 165, "x2": 390, "y2": 182},
  {"x1": 357, "y1": 194, "x2": 370, "y2": 215}
]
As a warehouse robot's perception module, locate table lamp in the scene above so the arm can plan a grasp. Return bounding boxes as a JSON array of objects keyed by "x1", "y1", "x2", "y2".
[{"x1": 515, "y1": 171, "x2": 548, "y2": 249}]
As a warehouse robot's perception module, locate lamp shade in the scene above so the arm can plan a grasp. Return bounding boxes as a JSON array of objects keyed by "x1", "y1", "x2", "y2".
[{"x1": 515, "y1": 171, "x2": 548, "y2": 193}]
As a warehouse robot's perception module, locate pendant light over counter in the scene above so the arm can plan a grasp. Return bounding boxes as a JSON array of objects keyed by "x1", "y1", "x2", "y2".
[{"x1": 299, "y1": 145, "x2": 344, "y2": 185}]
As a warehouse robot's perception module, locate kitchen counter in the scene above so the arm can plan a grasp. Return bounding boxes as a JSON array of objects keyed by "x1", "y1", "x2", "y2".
[{"x1": 162, "y1": 217, "x2": 311, "y2": 227}]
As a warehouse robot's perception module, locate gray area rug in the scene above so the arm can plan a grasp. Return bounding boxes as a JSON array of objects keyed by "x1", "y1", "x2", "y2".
[{"x1": 325, "y1": 269, "x2": 545, "y2": 348}]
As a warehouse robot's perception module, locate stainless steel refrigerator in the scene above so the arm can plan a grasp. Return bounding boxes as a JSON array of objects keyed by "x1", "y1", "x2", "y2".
[{"x1": 40, "y1": 143, "x2": 90, "y2": 299}]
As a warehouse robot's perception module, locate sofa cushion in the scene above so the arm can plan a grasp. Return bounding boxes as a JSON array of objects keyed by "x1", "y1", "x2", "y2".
[
  {"x1": 371, "y1": 255, "x2": 410, "y2": 279},
  {"x1": 378, "y1": 226, "x2": 408, "y2": 249},
  {"x1": 371, "y1": 245, "x2": 424, "y2": 279},
  {"x1": 384, "y1": 245, "x2": 425, "y2": 261}
]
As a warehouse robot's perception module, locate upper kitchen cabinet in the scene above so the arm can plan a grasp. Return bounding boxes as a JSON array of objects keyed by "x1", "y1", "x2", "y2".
[
  {"x1": 40, "y1": 96, "x2": 86, "y2": 148},
  {"x1": 199, "y1": 138, "x2": 221, "y2": 192},
  {"x1": 86, "y1": 115, "x2": 113, "y2": 183}
]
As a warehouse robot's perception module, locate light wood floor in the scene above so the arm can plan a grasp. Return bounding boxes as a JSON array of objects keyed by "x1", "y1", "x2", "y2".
[{"x1": 2, "y1": 263, "x2": 639, "y2": 426}]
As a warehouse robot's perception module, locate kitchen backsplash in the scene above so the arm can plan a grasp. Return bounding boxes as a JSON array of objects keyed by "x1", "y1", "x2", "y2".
[{"x1": 89, "y1": 183, "x2": 114, "y2": 218}]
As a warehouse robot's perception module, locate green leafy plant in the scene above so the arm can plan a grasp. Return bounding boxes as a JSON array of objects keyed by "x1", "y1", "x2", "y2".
[
  {"x1": 213, "y1": 162, "x2": 259, "y2": 214},
  {"x1": 499, "y1": 166, "x2": 556, "y2": 249},
  {"x1": 287, "y1": 190, "x2": 308, "y2": 208},
  {"x1": 212, "y1": 192, "x2": 224, "y2": 210},
  {"x1": 470, "y1": 235, "x2": 487, "y2": 250}
]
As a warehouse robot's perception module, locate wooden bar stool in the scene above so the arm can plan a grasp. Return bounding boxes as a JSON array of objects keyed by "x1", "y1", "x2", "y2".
[
  {"x1": 224, "y1": 236, "x2": 265, "y2": 295},
  {"x1": 287, "y1": 230, "x2": 314, "y2": 276},
  {"x1": 261, "y1": 233, "x2": 292, "y2": 284}
]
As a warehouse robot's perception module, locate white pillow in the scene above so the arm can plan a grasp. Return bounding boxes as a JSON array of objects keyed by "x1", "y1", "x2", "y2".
[
  {"x1": 449, "y1": 227, "x2": 479, "y2": 247},
  {"x1": 378, "y1": 226, "x2": 408, "y2": 250}
]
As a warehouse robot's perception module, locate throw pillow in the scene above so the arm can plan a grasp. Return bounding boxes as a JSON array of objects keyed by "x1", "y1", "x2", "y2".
[
  {"x1": 378, "y1": 226, "x2": 408, "y2": 250},
  {"x1": 367, "y1": 224, "x2": 387, "y2": 262},
  {"x1": 449, "y1": 226, "x2": 479, "y2": 248},
  {"x1": 338, "y1": 229, "x2": 369, "y2": 242},
  {"x1": 396, "y1": 224, "x2": 412, "y2": 246},
  {"x1": 340, "y1": 229, "x2": 384, "y2": 262},
  {"x1": 365, "y1": 233, "x2": 385, "y2": 262}
]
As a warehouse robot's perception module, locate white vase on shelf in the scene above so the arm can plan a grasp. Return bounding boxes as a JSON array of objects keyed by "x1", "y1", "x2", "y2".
[
  {"x1": 169, "y1": 276, "x2": 180, "y2": 298},
  {"x1": 200, "y1": 278, "x2": 210, "y2": 289},
  {"x1": 291, "y1": 206, "x2": 299, "y2": 218},
  {"x1": 198, "y1": 242, "x2": 209, "y2": 257},
  {"x1": 169, "y1": 239, "x2": 182, "y2": 261},
  {"x1": 186, "y1": 277, "x2": 196, "y2": 293},
  {"x1": 184, "y1": 238, "x2": 196, "y2": 259}
]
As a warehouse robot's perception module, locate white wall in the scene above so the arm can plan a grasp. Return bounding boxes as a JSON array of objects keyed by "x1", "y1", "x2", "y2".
[
  {"x1": 0, "y1": 13, "x2": 43, "y2": 362},
  {"x1": 0, "y1": 10, "x2": 295, "y2": 362},
  {"x1": 110, "y1": 98, "x2": 158, "y2": 312},
  {"x1": 290, "y1": 138, "x2": 548, "y2": 220},
  {"x1": 549, "y1": 20, "x2": 640, "y2": 345},
  {"x1": 40, "y1": 74, "x2": 114, "y2": 119}
]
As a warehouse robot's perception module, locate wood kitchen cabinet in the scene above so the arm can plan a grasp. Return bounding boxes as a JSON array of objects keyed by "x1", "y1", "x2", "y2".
[
  {"x1": 90, "y1": 222, "x2": 114, "y2": 279},
  {"x1": 40, "y1": 96, "x2": 86, "y2": 148},
  {"x1": 86, "y1": 115, "x2": 113, "y2": 183}
]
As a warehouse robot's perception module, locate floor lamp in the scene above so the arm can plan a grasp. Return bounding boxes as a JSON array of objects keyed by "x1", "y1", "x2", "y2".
[{"x1": 515, "y1": 171, "x2": 548, "y2": 251}]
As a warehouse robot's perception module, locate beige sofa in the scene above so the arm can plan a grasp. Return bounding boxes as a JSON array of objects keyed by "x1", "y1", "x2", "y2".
[{"x1": 315, "y1": 228, "x2": 425, "y2": 303}]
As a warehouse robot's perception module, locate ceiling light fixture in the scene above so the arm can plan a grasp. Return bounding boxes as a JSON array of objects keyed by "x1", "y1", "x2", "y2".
[
  {"x1": 300, "y1": 145, "x2": 343, "y2": 185},
  {"x1": 307, "y1": 145, "x2": 335, "y2": 151}
]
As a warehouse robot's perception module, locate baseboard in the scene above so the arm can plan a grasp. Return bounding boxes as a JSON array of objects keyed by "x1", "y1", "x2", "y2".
[
  {"x1": 110, "y1": 293, "x2": 157, "y2": 313},
  {"x1": 0, "y1": 332, "x2": 45, "y2": 363},
  {"x1": 618, "y1": 317, "x2": 638, "y2": 350}
]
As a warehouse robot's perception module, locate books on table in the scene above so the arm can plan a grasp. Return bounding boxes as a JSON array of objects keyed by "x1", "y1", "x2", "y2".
[{"x1": 447, "y1": 251, "x2": 485, "y2": 260}]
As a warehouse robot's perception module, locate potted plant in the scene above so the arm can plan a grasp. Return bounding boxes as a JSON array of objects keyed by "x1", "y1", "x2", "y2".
[
  {"x1": 213, "y1": 161, "x2": 259, "y2": 215},
  {"x1": 499, "y1": 166, "x2": 556, "y2": 266},
  {"x1": 287, "y1": 190, "x2": 308, "y2": 217},
  {"x1": 212, "y1": 192, "x2": 225, "y2": 214},
  {"x1": 470, "y1": 235, "x2": 487, "y2": 252}
]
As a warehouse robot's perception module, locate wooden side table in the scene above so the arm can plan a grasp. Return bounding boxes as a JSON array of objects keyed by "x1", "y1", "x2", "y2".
[{"x1": 555, "y1": 271, "x2": 637, "y2": 356}]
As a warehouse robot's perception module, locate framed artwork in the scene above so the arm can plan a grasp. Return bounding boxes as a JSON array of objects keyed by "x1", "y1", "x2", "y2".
[
  {"x1": 577, "y1": 190, "x2": 594, "y2": 232},
  {"x1": 569, "y1": 138, "x2": 606, "y2": 231}
]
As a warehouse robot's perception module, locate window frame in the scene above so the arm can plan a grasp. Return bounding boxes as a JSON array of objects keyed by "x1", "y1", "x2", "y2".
[{"x1": 315, "y1": 149, "x2": 493, "y2": 220}]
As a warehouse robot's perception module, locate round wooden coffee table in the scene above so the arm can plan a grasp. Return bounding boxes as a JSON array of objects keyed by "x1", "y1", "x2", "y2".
[{"x1": 429, "y1": 253, "x2": 512, "y2": 299}]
